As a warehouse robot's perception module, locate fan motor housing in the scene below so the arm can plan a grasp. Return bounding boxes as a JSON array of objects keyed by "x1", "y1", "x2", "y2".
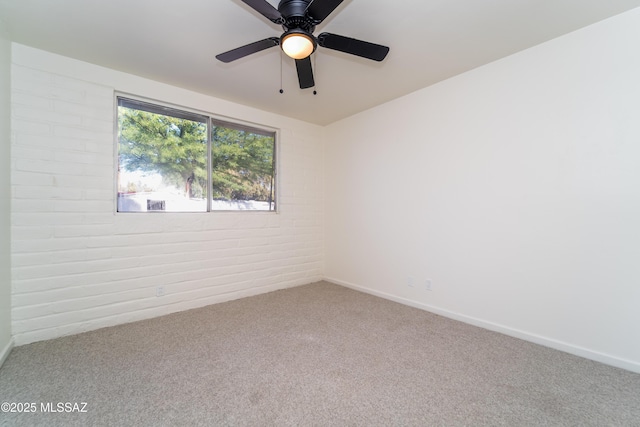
[{"x1": 278, "y1": 0, "x2": 315, "y2": 32}]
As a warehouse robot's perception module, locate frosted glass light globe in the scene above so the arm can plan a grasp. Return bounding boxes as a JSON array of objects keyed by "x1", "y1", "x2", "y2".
[{"x1": 282, "y1": 33, "x2": 315, "y2": 60}]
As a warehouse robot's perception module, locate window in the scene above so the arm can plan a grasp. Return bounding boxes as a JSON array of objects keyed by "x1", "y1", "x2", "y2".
[{"x1": 117, "y1": 97, "x2": 276, "y2": 212}]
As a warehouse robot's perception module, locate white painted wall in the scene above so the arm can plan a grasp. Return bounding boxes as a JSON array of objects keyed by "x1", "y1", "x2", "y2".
[
  {"x1": 325, "y1": 9, "x2": 640, "y2": 373},
  {"x1": 10, "y1": 44, "x2": 324, "y2": 345},
  {"x1": 0, "y1": 20, "x2": 13, "y2": 365}
]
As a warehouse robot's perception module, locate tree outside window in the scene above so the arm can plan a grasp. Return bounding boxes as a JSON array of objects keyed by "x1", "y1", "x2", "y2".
[{"x1": 117, "y1": 97, "x2": 276, "y2": 212}]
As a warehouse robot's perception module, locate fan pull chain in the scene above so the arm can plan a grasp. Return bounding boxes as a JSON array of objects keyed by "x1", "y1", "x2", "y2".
[
  {"x1": 279, "y1": 50, "x2": 284, "y2": 94},
  {"x1": 313, "y1": 53, "x2": 317, "y2": 95}
]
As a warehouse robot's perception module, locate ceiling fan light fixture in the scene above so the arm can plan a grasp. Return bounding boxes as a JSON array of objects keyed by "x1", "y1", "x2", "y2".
[
  {"x1": 281, "y1": 30, "x2": 316, "y2": 60},
  {"x1": 217, "y1": 0, "x2": 390, "y2": 90}
]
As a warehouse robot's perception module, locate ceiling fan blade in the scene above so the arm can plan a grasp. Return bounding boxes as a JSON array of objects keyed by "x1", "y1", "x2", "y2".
[
  {"x1": 305, "y1": 0, "x2": 344, "y2": 23},
  {"x1": 318, "y1": 32, "x2": 389, "y2": 61},
  {"x1": 295, "y1": 57, "x2": 315, "y2": 89},
  {"x1": 216, "y1": 37, "x2": 280, "y2": 63},
  {"x1": 241, "y1": 0, "x2": 283, "y2": 24}
]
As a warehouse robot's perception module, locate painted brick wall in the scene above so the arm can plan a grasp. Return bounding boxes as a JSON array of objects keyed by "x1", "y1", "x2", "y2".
[
  {"x1": 0, "y1": 24, "x2": 13, "y2": 364},
  {"x1": 11, "y1": 52, "x2": 324, "y2": 345}
]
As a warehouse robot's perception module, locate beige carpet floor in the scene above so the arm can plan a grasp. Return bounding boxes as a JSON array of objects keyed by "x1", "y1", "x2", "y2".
[{"x1": 1, "y1": 281, "x2": 639, "y2": 426}]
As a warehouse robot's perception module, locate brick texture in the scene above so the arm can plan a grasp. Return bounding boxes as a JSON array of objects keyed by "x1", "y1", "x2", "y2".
[{"x1": 11, "y1": 63, "x2": 324, "y2": 345}]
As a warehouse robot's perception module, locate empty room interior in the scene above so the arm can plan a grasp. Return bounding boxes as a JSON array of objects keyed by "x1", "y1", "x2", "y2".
[{"x1": 1, "y1": 0, "x2": 640, "y2": 425}]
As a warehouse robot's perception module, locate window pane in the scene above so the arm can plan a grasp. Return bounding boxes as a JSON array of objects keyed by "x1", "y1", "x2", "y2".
[
  {"x1": 211, "y1": 123, "x2": 275, "y2": 211},
  {"x1": 117, "y1": 100, "x2": 208, "y2": 212}
]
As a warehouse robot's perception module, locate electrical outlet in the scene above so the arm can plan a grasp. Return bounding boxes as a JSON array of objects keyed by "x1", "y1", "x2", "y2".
[
  {"x1": 156, "y1": 286, "x2": 165, "y2": 297},
  {"x1": 407, "y1": 276, "x2": 415, "y2": 287},
  {"x1": 425, "y1": 279, "x2": 432, "y2": 291}
]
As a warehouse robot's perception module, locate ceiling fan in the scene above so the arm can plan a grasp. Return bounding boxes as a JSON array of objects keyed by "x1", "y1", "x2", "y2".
[{"x1": 216, "y1": 0, "x2": 390, "y2": 89}]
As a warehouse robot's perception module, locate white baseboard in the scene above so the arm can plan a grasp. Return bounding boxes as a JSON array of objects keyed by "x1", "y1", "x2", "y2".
[
  {"x1": 0, "y1": 337, "x2": 14, "y2": 368},
  {"x1": 325, "y1": 277, "x2": 640, "y2": 374}
]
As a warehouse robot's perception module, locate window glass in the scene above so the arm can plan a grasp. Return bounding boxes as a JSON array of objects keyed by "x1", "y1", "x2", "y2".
[
  {"x1": 116, "y1": 97, "x2": 276, "y2": 212},
  {"x1": 211, "y1": 122, "x2": 276, "y2": 211},
  {"x1": 117, "y1": 98, "x2": 208, "y2": 212}
]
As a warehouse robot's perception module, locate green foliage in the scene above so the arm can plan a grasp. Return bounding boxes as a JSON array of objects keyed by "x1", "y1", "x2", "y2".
[
  {"x1": 211, "y1": 126, "x2": 275, "y2": 202},
  {"x1": 118, "y1": 106, "x2": 275, "y2": 203},
  {"x1": 118, "y1": 107, "x2": 207, "y2": 198}
]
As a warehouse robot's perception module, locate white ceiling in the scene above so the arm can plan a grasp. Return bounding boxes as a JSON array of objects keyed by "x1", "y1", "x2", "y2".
[{"x1": 2, "y1": 0, "x2": 640, "y2": 125}]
